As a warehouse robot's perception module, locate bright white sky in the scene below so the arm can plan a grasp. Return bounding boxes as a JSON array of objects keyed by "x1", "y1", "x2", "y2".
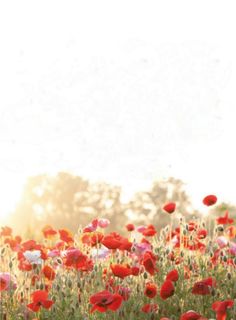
[{"x1": 0, "y1": 1, "x2": 236, "y2": 220}]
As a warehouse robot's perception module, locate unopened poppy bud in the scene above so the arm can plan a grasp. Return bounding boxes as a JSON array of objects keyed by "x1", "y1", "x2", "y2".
[
  {"x1": 39, "y1": 283, "x2": 44, "y2": 290},
  {"x1": 143, "y1": 272, "x2": 148, "y2": 279},
  {"x1": 68, "y1": 279, "x2": 72, "y2": 288},
  {"x1": 227, "y1": 272, "x2": 231, "y2": 280},
  {"x1": 211, "y1": 288, "x2": 216, "y2": 296},
  {"x1": 9, "y1": 261, "x2": 13, "y2": 269}
]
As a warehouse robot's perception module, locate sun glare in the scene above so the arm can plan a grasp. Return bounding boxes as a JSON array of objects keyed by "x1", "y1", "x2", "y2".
[{"x1": 0, "y1": 172, "x2": 25, "y2": 223}]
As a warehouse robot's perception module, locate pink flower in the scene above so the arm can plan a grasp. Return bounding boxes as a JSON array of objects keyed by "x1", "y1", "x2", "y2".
[
  {"x1": 48, "y1": 249, "x2": 61, "y2": 258},
  {"x1": 216, "y1": 236, "x2": 228, "y2": 248},
  {"x1": 98, "y1": 218, "x2": 110, "y2": 228},
  {"x1": 132, "y1": 242, "x2": 151, "y2": 256},
  {"x1": 229, "y1": 242, "x2": 236, "y2": 256},
  {"x1": 83, "y1": 219, "x2": 98, "y2": 233},
  {"x1": 0, "y1": 273, "x2": 17, "y2": 291},
  {"x1": 137, "y1": 226, "x2": 146, "y2": 233}
]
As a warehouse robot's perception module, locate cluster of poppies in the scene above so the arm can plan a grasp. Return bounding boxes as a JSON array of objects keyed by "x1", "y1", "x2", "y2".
[{"x1": 0, "y1": 194, "x2": 235, "y2": 319}]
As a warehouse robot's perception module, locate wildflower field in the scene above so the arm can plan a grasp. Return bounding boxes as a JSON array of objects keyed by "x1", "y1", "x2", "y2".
[{"x1": 0, "y1": 195, "x2": 236, "y2": 320}]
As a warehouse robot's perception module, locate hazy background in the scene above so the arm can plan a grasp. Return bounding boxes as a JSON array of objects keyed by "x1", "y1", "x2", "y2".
[{"x1": 0, "y1": 1, "x2": 236, "y2": 232}]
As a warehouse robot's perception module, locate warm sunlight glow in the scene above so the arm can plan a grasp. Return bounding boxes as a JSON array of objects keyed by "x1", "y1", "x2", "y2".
[{"x1": 0, "y1": 172, "x2": 25, "y2": 222}]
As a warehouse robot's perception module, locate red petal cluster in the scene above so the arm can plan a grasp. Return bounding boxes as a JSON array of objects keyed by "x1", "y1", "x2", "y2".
[
  {"x1": 90, "y1": 290, "x2": 123, "y2": 313},
  {"x1": 27, "y1": 290, "x2": 54, "y2": 312}
]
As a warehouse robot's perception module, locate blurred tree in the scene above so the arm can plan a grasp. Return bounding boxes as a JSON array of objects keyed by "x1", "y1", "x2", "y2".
[
  {"x1": 10, "y1": 172, "x2": 126, "y2": 235},
  {"x1": 124, "y1": 177, "x2": 195, "y2": 230},
  {"x1": 10, "y1": 173, "x2": 196, "y2": 237}
]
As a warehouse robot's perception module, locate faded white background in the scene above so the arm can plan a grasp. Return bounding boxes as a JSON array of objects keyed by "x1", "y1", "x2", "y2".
[{"x1": 0, "y1": 0, "x2": 236, "y2": 218}]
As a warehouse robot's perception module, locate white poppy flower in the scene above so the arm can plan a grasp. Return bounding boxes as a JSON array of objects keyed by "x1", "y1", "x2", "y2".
[{"x1": 23, "y1": 250, "x2": 43, "y2": 264}]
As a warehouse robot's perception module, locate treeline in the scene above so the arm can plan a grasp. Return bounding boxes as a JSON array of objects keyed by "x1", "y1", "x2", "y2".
[{"x1": 8, "y1": 172, "x2": 235, "y2": 237}]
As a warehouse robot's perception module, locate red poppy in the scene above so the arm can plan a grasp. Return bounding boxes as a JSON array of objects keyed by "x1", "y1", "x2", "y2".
[
  {"x1": 90, "y1": 290, "x2": 123, "y2": 313},
  {"x1": 4, "y1": 235, "x2": 22, "y2": 251},
  {"x1": 131, "y1": 266, "x2": 140, "y2": 276},
  {"x1": 212, "y1": 299, "x2": 234, "y2": 320},
  {"x1": 110, "y1": 264, "x2": 132, "y2": 279},
  {"x1": 79, "y1": 257, "x2": 94, "y2": 272},
  {"x1": 18, "y1": 258, "x2": 32, "y2": 271},
  {"x1": 31, "y1": 275, "x2": 40, "y2": 286},
  {"x1": 101, "y1": 233, "x2": 123, "y2": 249},
  {"x1": 64, "y1": 248, "x2": 88, "y2": 269},
  {"x1": 42, "y1": 266, "x2": 56, "y2": 281},
  {"x1": 142, "y1": 225, "x2": 157, "y2": 237},
  {"x1": 27, "y1": 290, "x2": 54, "y2": 312},
  {"x1": 188, "y1": 221, "x2": 198, "y2": 232},
  {"x1": 58, "y1": 229, "x2": 74, "y2": 243},
  {"x1": 118, "y1": 238, "x2": 133, "y2": 251},
  {"x1": 216, "y1": 211, "x2": 234, "y2": 225},
  {"x1": 141, "y1": 303, "x2": 158, "y2": 313},
  {"x1": 142, "y1": 251, "x2": 158, "y2": 275},
  {"x1": 21, "y1": 240, "x2": 40, "y2": 251},
  {"x1": 0, "y1": 277, "x2": 7, "y2": 291},
  {"x1": 126, "y1": 224, "x2": 135, "y2": 231},
  {"x1": 0, "y1": 226, "x2": 12, "y2": 237},
  {"x1": 160, "y1": 280, "x2": 175, "y2": 300},
  {"x1": 102, "y1": 233, "x2": 132, "y2": 251},
  {"x1": 163, "y1": 202, "x2": 176, "y2": 214},
  {"x1": 180, "y1": 311, "x2": 205, "y2": 320},
  {"x1": 81, "y1": 232, "x2": 104, "y2": 247},
  {"x1": 192, "y1": 277, "x2": 216, "y2": 295},
  {"x1": 166, "y1": 269, "x2": 179, "y2": 282},
  {"x1": 144, "y1": 282, "x2": 157, "y2": 298},
  {"x1": 42, "y1": 225, "x2": 57, "y2": 239},
  {"x1": 197, "y1": 229, "x2": 207, "y2": 239},
  {"x1": 202, "y1": 194, "x2": 217, "y2": 206}
]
